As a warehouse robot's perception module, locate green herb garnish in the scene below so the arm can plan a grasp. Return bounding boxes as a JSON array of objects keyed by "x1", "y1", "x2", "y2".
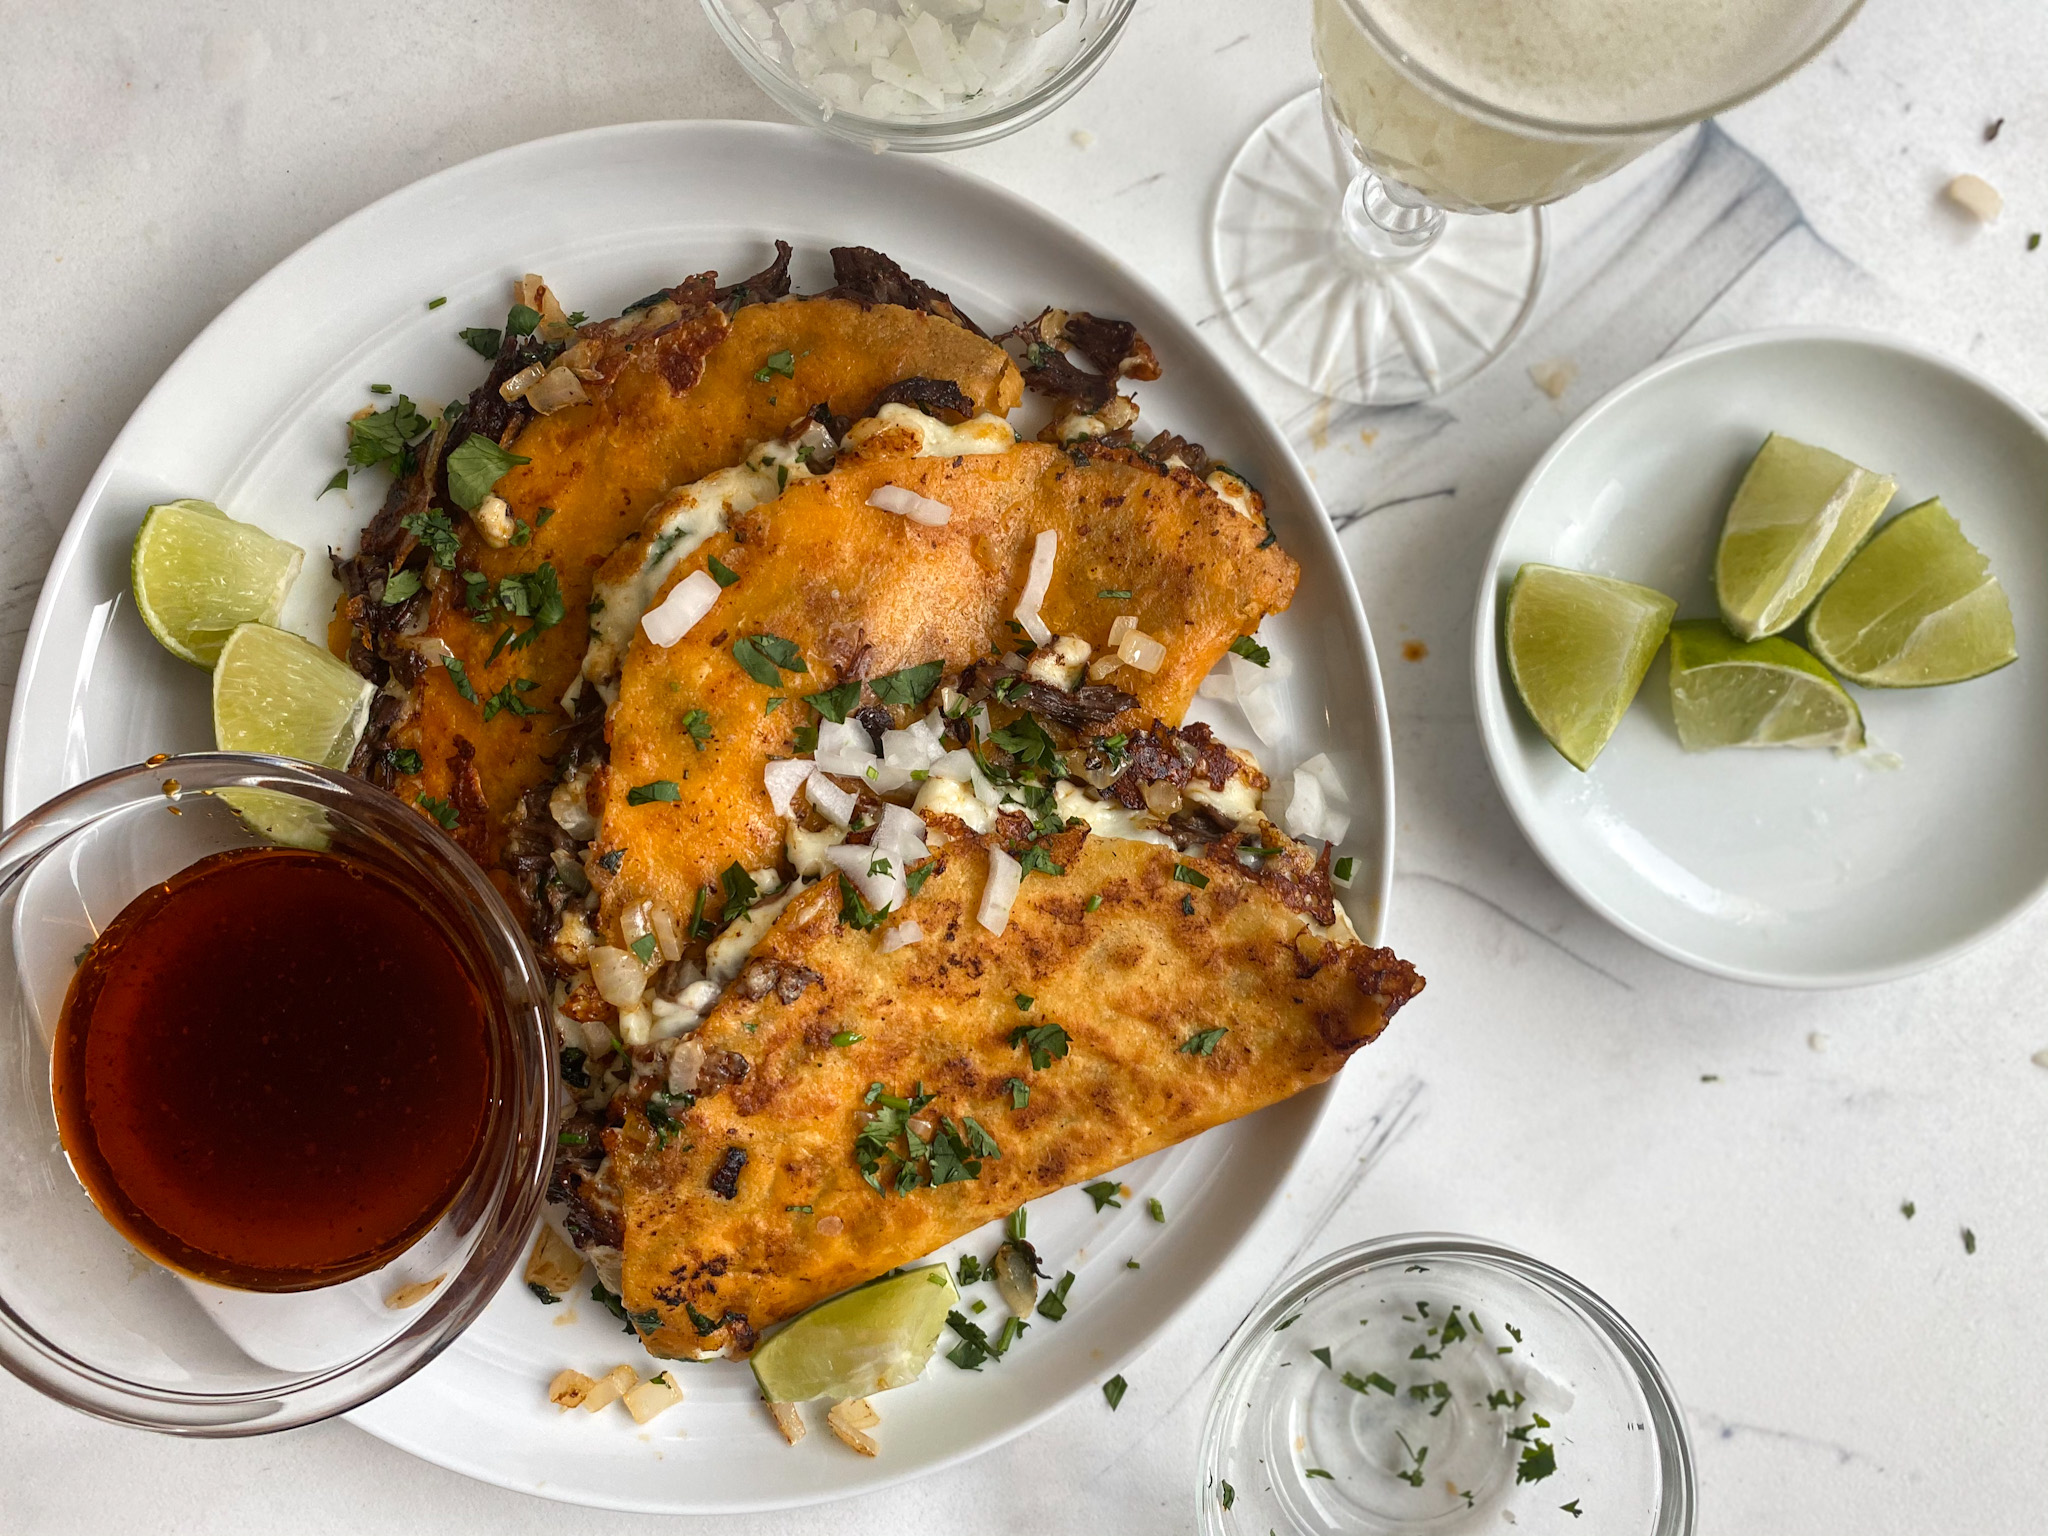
[
  {"x1": 1011, "y1": 1021, "x2": 1071, "y2": 1070},
  {"x1": 1082, "y1": 1181, "x2": 1123, "y2": 1212},
  {"x1": 1180, "y1": 1027, "x2": 1228, "y2": 1057},
  {"x1": 446, "y1": 435, "x2": 532, "y2": 511},
  {"x1": 627, "y1": 780, "x2": 681, "y2": 805}
]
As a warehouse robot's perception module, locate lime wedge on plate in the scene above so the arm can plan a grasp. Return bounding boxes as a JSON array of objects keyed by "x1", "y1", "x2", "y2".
[
  {"x1": 213, "y1": 622, "x2": 374, "y2": 769},
  {"x1": 1714, "y1": 434, "x2": 1895, "y2": 640},
  {"x1": 1505, "y1": 563, "x2": 1677, "y2": 770},
  {"x1": 1667, "y1": 620, "x2": 1863, "y2": 751},
  {"x1": 1807, "y1": 497, "x2": 2017, "y2": 687},
  {"x1": 132, "y1": 499, "x2": 305, "y2": 667},
  {"x1": 751, "y1": 1262, "x2": 959, "y2": 1403}
]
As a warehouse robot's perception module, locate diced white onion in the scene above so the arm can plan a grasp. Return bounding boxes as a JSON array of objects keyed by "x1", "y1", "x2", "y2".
[
  {"x1": 1297, "y1": 752, "x2": 1350, "y2": 807},
  {"x1": 499, "y1": 362, "x2": 547, "y2": 402},
  {"x1": 815, "y1": 718, "x2": 880, "y2": 777},
  {"x1": 1117, "y1": 627, "x2": 1167, "y2": 673},
  {"x1": 876, "y1": 803, "x2": 931, "y2": 864},
  {"x1": 525, "y1": 366, "x2": 591, "y2": 415},
  {"x1": 868, "y1": 484, "x2": 954, "y2": 525},
  {"x1": 805, "y1": 770, "x2": 857, "y2": 828},
  {"x1": 1198, "y1": 669, "x2": 1237, "y2": 703},
  {"x1": 881, "y1": 719, "x2": 945, "y2": 774},
  {"x1": 1088, "y1": 654, "x2": 1123, "y2": 682},
  {"x1": 616, "y1": 1003, "x2": 654, "y2": 1047},
  {"x1": 879, "y1": 919, "x2": 925, "y2": 953},
  {"x1": 826, "y1": 840, "x2": 904, "y2": 913},
  {"x1": 929, "y1": 747, "x2": 976, "y2": 782},
  {"x1": 641, "y1": 569, "x2": 722, "y2": 648},
  {"x1": 1014, "y1": 530, "x2": 1056, "y2": 647},
  {"x1": 1284, "y1": 770, "x2": 1327, "y2": 845},
  {"x1": 1107, "y1": 615, "x2": 1136, "y2": 647},
  {"x1": 650, "y1": 903, "x2": 682, "y2": 963},
  {"x1": 1238, "y1": 677, "x2": 1285, "y2": 745},
  {"x1": 590, "y1": 945, "x2": 648, "y2": 1008},
  {"x1": 764, "y1": 758, "x2": 815, "y2": 817},
  {"x1": 978, "y1": 846, "x2": 1022, "y2": 935}
]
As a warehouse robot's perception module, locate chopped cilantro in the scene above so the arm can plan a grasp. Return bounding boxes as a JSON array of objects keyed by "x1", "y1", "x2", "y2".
[
  {"x1": 1148, "y1": 1197, "x2": 1165, "y2": 1223},
  {"x1": 1006, "y1": 1077, "x2": 1030, "y2": 1109},
  {"x1": 1015, "y1": 993, "x2": 1034, "y2": 1010},
  {"x1": 1333, "y1": 855, "x2": 1356, "y2": 883},
  {"x1": 946, "y1": 1309, "x2": 996, "y2": 1370},
  {"x1": 752, "y1": 349, "x2": 796, "y2": 382},
  {"x1": 1228, "y1": 634, "x2": 1272, "y2": 666},
  {"x1": 1561, "y1": 1500, "x2": 1583, "y2": 1518},
  {"x1": 1180, "y1": 1027, "x2": 1228, "y2": 1057},
  {"x1": 381, "y1": 568, "x2": 422, "y2": 605},
  {"x1": 720, "y1": 862, "x2": 759, "y2": 923},
  {"x1": 319, "y1": 468, "x2": 349, "y2": 496},
  {"x1": 1172, "y1": 863, "x2": 1210, "y2": 888},
  {"x1": 682, "y1": 708, "x2": 714, "y2": 751},
  {"x1": 535, "y1": 506, "x2": 556, "y2": 527},
  {"x1": 1086, "y1": 893, "x2": 1102, "y2": 912},
  {"x1": 904, "y1": 863, "x2": 935, "y2": 898},
  {"x1": 442, "y1": 654, "x2": 477, "y2": 703},
  {"x1": 1516, "y1": 1441, "x2": 1557, "y2": 1484},
  {"x1": 416, "y1": 794, "x2": 458, "y2": 830},
  {"x1": 838, "y1": 873, "x2": 890, "y2": 931},
  {"x1": 1901, "y1": 1200, "x2": 1916, "y2": 1219},
  {"x1": 1102, "y1": 1375, "x2": 1127, "y2": 1410},
  {"x1": 628, "y1": 933, "x2": 658, "y2": 964},
  {"x1": 808, "y1": 679, "x2": 862, "y2": 723},
  {"x1": 1011, "y1": 1021, "x2": 1071, "y2": 1070},
  {"x1": 558, "y1": 1045, "x2": 590, "y2": 1088},
  {"x1": 765, "y1": 696, "x2": 785, "y2": 714},
  {"x1": 347, "y1": 394, "x2": 431, "y2": 478},
  {"x1": 1396, "y1": 1432, "x2": 1429, "y2": 1487},
  {"x1": 459, "y1": 325, "x2": 501, "y2": 357},
  {"x1": 386, "y1": 748, "x2": 423, "y2": 776},
  {"x1": 1180, "y1": 894, "x2": 1195, "y2": 915},
  {"x1": 1963, "y1": 1227, "x2": 1978, "y2": 1254},
  {"x1": 992, "y1": 713, "x2": 1058, "y2": 769},
  {"x1": 481, "y1": 676, "x2": 542, "y2": 722},
  {"x1": 1219, "y1": 1482, "x2": 1235, "y2": 1511},
  {"x1": 707, "y1": 555, "x2": 739, "y2": 587},
  {"x1": 870, "y1": 660, "x2": 945, "y2": 707},
  {"x1": 1310, "y1": 1346, "x2": 1332, "y2": 1368},
  {"x1": 733, "y1": 632, "x2": 807, "y2": 686},
  {"x1": 446, "y1": 434, "x2": 532, "y2": 511},
  {"x1": 626, "y1": 780, "x2": 681, "y2": 806},
  {"x1": 1036, "y1": 1271, "x2": 1075, "y2": 1321},
  {"x1": 1082, "y1": 1181, "x2": 1123, "y2": 1212},
  {"x1": 831, "y1": 1030, "x2": 864, "y2": 1048},
  {"x1": 505, "y1": 302, "x2": 541, "y2": 337},
  {"x1": 400, "y1": 510, "x2": 463, "y2": 568},
  {"x1": 957, "y1": 1254, "x2": 983, "y2": 1286},
  {"x1": 855, "y1": 1081, "x2": 993, "y2": 1194},
  {"x1": 1018, "y1": 845, "x2": 1064, "y2": 878},
  {"x1": 1304, "y1": 1468, "x2": 1335, "y2": 1481}
]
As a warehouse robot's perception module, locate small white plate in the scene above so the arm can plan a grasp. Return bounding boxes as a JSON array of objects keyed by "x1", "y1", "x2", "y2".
[
  {"x1": 1474, "y1": 329, "x2": 2048, "y2": 988},
  {"x1": 5, "y1": 121, "x2": 1395, "y2": 1511}
]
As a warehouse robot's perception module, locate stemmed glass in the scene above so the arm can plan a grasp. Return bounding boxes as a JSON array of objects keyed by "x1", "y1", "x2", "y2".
[{"x1": 1211, "y1": 0, "x2": 1867, "y2": 405}]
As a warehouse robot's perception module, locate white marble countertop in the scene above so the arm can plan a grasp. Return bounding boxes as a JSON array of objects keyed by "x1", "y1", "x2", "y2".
[{"x1": 3, "y1": 2, "x2": 2043, "y2": 1532}]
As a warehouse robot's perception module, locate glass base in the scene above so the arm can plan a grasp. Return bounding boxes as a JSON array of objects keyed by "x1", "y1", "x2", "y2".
[{"x1": 1210, "y1": 90, "x2": 1545, "y2": 406}]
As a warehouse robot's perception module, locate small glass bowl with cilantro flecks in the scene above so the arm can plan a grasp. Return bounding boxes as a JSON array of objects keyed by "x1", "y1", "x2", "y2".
[{"x1": 1197, "y1": 1235, "x2": 1695, "y2": 1536}]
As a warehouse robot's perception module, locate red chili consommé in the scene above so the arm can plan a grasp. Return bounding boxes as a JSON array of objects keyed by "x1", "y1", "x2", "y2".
[{"x1": 53, "y1": 845, "x2": 492, "y2": 1291}]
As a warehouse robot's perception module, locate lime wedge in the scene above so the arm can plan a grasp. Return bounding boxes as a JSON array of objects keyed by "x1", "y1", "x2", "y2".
[
  {"x1": 132, "y1": 499, "x2": 305, "y2": 667},
  {"x1": 1667, "y1": 620, "x2": 1863, "y2": 751},
  {"x1": 1807, "y1": 498, "x2": 2017, "y2": 687},
  {"x1": 1504, "y1": 564, "x2": 1676, "y2": 770},
  {"x1": 751, "y1": 1263, "x2": 959, "y2": 1404},
  {"x1": 213, "y1": 622, "x2": 374, "y2": 769},
  {"x1": 1714, "y1": 434, "x2": 1895, "y2": 640}
]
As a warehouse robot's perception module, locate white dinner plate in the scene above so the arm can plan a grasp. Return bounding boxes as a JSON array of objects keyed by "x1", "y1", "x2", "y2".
[
  {"x1": 1474, "y1": 328, "x2": 2048, "y2": 988},
  {"x1": 4, "y1": 122, "x2": 1395, "y2": 1510}
]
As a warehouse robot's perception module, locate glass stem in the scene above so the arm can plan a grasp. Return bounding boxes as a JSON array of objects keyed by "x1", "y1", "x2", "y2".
[{"x1": 1338, "y1": 166, "x2": 1446, "y2": 267}]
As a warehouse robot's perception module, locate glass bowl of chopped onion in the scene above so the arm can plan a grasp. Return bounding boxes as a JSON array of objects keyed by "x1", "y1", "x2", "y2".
[{"x1": 703, "y1": 0, "x2": 1137, "y2": 152}]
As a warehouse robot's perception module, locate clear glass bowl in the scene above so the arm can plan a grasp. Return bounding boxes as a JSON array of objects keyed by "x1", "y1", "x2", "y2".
[
  {"x1": 0, "y1": 753, "x2": 557, "y2": 1434},
  {"x1": 1200, "y1": 1234, "x2": 1695, "y2": 1535},
  {"x1": 701, "y1": 0, "x2": 1136, "y2": 152}
]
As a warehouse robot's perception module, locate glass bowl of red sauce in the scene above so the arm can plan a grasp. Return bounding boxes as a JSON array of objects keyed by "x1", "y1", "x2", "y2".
[{"x1": 0, "y1": 752, "x2": 556, "y2": 1433}]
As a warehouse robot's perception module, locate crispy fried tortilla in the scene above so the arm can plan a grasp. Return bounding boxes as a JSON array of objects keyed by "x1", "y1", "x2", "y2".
[
  {"x1": 610, "y1": 824, "x2": 1422, "y2": 1359},
  {"x1": 586, "y1": 425, "x2": 1298, "y2": 941},
  {"x1": 331, "y1": 260, "x2": 1022, "y2": 879}
]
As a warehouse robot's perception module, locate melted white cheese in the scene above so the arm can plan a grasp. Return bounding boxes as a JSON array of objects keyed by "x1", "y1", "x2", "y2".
[
  {"x1": 1053, "y1": 779, "x2": 1172, "y2": 845},
  {"x1": 914, "y1": 774, "x2": 996, "y2": 834},
  {"x1": 786, "y1": 820, "x2": 849, "y2": 878}
]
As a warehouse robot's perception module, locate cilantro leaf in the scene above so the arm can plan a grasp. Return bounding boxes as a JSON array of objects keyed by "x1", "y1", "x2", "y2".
[
  {"x1": 381, "y1": 568, "x2": 422, "y2": 605},
  {"x1": 386, "y1": 748, "x2": 423, "y2": 776},
  {"x1": 1011, "y1": 1021, "x2": 1071, "y2": 1070},
  {"x1": 1228, "y1": 634, "x2": 1272, "y2": 666},
  {"x1": 319, "y1": 468, "x2": 349, "y2": 497},
  {"x1": 442, "y1": 654, "x2": 477, "y2": 703},
  {"x1": 400, "y1": 510, "x2": 463, "y2": 569},
  {"x1": 459, "y1": 326, "x2": 502, "y2": 358},
  {"x1": 1036, "y1": 1271, "x2": 1075, "y2": 1322},
  {"x1": 752, "y1": 349, "x2": 796, "y2": 382},
  {"x1": 505, "y1": 302, "x2": 541, "y2": 337},
  {"x1": 870, "y1": 660, "x2": 944, "y2": 708},
  {"x1": 1006, "y1": 1076, "x2": 1030, "y2": 1109},
  {"x1": 733, "y1": 633, "x2": 806, "y2": 686},
  {"x1": 707, "y1": 555, "x2": 739, "y2": 588},
  {"x1": 992, "y1": 712, "x2": 1058, "y2": 769},
  {"x1": 1516, "y1": 1441, "x2": 1558, "y2": 1484},
  {"x1": 347, "y1": 395, "x2": 430, "y2": 477},
  {"x1": 481, "y1": 676, "x2": 541, "y2": 723},
  {"x1": 1102, "y1": 1375, "x2": 1127, "y2": 1410},
  {"x1": 837, "y1": 873, "x2": 890, "y2": 931},
  {"x1": 626, "y1": 780, "x2": 680, "y2": 806},
  {"x1": 1018, "y1": 844, "x2": 1064, "y2": 878},
  {"x1": 1180, "y1": 1027, "x2": 1228, "y2": 1057},
  {"x1": 1082, "y1": 1181, "x2": 1123, "y2": 1212},
  {"x1": 446, "y1": 435, "x2": 532, "y2": 511},
  {"x1": 1172, "y1": 863, "x2": 1210, "y2": 888},
  {"x1": 719, "y1": 862, "x2": 759, "y2": 923},
  {"x1": 628, "y1": 933, "x2": 658, "y2": 964},
  {"x1": 808, "y1": 679, "x2": 862, "y2": 723},
  {"x1": 416, "y1": 794, "x2": 458, "y2": 830}
]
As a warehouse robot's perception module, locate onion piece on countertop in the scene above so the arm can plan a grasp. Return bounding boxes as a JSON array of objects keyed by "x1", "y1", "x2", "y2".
[
  {"x1": 641, "y1": 569, "x2": 723, "y2": 647},
  {"x1": 1013, "y1": 529, "x2": 1057, "y2": 646},
  {"x1": 763, "y1": 758, "x2": 815, "y2": 817},
  {"x1": 868, "y1": 484, "x2": 954, "y2": 525},
  {"x1": 978, "y1": 846, "x2": 1022, "y2": 935},
  {"x1": 879, "y1": 919, "x2": 925, "y2": 953}
]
